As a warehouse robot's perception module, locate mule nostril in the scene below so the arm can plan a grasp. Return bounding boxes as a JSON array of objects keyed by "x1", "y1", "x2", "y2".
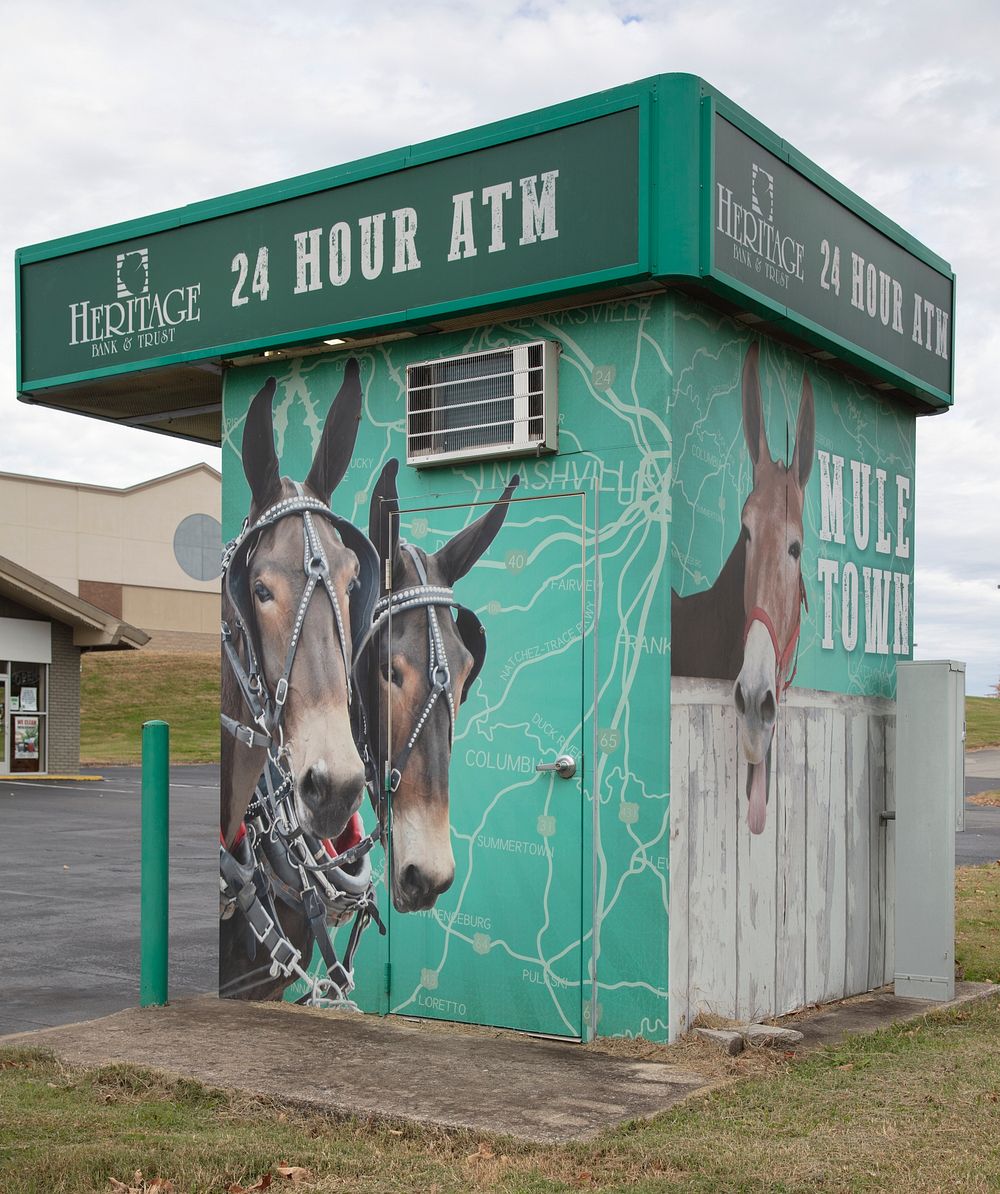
[
  {"x1": 401, "y1": 863, "x2": 424, "y2": 897},
  {"x1": 761, "y1": 690, "x2": 776, "y2": 724},
  {"x1": 734, "y1": 682, "x2": 745, "y2": 716}
]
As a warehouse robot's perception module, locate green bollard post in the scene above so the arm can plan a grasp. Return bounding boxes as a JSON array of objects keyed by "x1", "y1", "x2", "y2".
[{"x1": 140, "y1": 719, "x2": 169, "y2": 1007}]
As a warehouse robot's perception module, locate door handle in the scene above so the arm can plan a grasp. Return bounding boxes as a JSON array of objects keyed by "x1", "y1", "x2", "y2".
[{"x1": 535, "y1": 754, "x2": 576, "y2": 779}]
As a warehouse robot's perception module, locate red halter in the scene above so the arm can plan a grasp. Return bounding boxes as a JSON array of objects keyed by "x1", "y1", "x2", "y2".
[{"x1": 742, "y1": 575, "x2": 808, "y2": 701}]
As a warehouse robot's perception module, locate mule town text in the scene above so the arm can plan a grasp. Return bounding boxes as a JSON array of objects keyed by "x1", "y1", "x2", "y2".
[{"x1": 815, "y1": 450, "x2": 912, "y2": 657}]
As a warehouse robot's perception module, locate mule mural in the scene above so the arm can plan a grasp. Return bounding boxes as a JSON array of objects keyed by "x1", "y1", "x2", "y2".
[
  {"x1": 219, "y1": 363, "x2": 519, "y2": 1003},
  {"x1": 671, "y1": 342, "x2": 814, "y2": 834},
  {"x1": 367, "y1": 459, "x2": 520, "y2": 914},
  {"x1": 219, "y1": 361, "x2": 381, "y2": 1002}
]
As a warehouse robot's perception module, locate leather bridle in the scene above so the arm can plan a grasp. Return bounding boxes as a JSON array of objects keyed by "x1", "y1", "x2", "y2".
[
  {"x1": 360, "y1": 542, "x2": 486, "y2": 797},
  {"x1": 742, "y1": 573, "x2": 809, "y2": 701},
  {"x1": 219, "y1": 486, "x2": 384, "y2": 1007}
]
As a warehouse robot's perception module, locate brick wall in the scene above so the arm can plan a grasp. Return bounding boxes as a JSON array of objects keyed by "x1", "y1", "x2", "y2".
[
  {"x1": 48, "y1": 622, "x2": 80, "y2": 772},
  {"x1": 78, "y1": 579, "x2": 124, "y2": 619}
]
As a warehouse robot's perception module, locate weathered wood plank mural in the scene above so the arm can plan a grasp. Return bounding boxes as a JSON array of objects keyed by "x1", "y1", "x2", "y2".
[{"x1": 669, "y1": 681, "x2": 894, "y2": 1037}]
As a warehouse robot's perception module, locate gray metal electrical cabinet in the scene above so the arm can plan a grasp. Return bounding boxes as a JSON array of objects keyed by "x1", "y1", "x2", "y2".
[{"x1": 894, "y1": 659, "x2": 966, "y2": 1001}]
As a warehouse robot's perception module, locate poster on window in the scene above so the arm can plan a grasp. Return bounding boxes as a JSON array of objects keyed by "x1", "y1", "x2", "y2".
[
  {"x1": 19, "y1": 688, "x2": 37, "y2": 712},
  {"x1": 14, "y1": 716, "x2": 39, "y2": 759}
]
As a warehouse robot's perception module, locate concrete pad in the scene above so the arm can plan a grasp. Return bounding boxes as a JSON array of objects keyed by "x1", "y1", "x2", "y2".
[
  {"x1": 782, "y1": 981, "x2": 999, "y2": 1051},
  {"x1": 3, "y1": 983, "x2": 995, "y2": 1143},
  {"x1": 965, "y1": 749, "x2": 1000, "y2": 781},
  {"x1": 0, "y1": 997, "x2": 708, "y2": 1142}
]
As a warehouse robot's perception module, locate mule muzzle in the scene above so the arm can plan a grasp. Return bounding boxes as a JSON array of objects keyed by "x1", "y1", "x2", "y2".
[
  {"x1": 392, "y1": 861, "x2": 454, "y2": 913},
  {"x1": 295, "y1": 758, "x2": 365, "y2": 839}
]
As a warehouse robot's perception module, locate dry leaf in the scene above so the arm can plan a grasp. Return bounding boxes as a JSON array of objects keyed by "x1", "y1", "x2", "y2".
[
  {"x1": 148, "y1": 1182, "x2": 175, "y2": 1193},
  {"x1": 228, "y1": 1177, "x2": 273, "y2": 1193},
  {"x1": 387, "y1": 1128, "x2": 403, "y2": 1136},
  {"x1": 465, "y1": 1143, "x2": 495, "y2": 1164},
  {"x1": 276, "y1": 1165, "x2": 312, "y2": 1184},
  {"x1": 575, "y1": 1170, "x2": 594, "y2": 1185},
  {"x1": 837, "y1": 1063, "x2": 854, "y2": 1071}
]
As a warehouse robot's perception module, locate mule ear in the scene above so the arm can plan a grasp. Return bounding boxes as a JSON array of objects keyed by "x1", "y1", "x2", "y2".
[
  {"x1": 369, "y1": 458, "x2": 400, "y2": 592},
  {"x1": 305, "y1": 357, "x2": 363, "y2": 505},
  {"x1": 791, "y1": 372, "x2": 815, "y2": 489},
  {"x1": 741, "y1": 343, "x2": 771, "y2": 472},
  {"x1": 242, "y1": 377, "x2": 281, "y2": 513},
  {"x1": 434, "y1": 475, "x2": 520, "y2": 585}
]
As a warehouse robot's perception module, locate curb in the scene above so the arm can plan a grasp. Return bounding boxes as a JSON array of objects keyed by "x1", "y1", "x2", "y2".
[{"x1": 0, "y1": 774, "x2": 104, "y2": 782}]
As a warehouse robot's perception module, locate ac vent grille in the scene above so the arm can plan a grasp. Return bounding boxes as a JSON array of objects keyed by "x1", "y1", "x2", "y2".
[{"x1": 406, "y1": 341, "x2": 558, "y2": 466}]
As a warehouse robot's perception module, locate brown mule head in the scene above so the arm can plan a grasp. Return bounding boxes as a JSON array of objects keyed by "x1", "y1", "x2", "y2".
[
  {"x1": 369, "y1": 460, "x2": 518, "y2": 912},
  {"x1": 228, "y1": 361, "x2": 367, "y2": 842},
  {"x1": 733, "y1": 344, "x2": 814, "y2": 834}
]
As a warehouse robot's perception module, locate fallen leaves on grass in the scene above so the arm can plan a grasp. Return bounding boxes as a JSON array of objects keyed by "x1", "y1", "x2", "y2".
[
  {"x1": 228, "y1": 1165, "x2": 313, "y2": 1192},
  {"x1": 109, "y1": 1172, "x2": 175, "y2": 1193},
  {"x1": 968, "y1": 790, "x2": 1000, "y2": 807},
  {"x1": 228, "y1": 1177, "x2": 271, "y2": 1193}
]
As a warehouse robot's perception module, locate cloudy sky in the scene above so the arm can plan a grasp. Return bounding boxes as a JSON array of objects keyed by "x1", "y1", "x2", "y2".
[{"x1": 1, "y1": 0, "x2": 996, "y2": 692}]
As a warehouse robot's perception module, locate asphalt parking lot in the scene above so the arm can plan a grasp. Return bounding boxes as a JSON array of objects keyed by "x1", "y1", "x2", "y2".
[
  {"x1": 0, "y1": 765, "x2": 217, "y2": 1036},
  {"x1": 0, "y1": 758, "x2": 997, "y2": 1037}
]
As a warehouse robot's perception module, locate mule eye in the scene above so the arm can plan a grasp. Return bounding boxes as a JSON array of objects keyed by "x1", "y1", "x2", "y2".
[
  {"x1": 253, "y1": 580, "x2": 274, "y2": 603},
  {"x1": 381, "y1": 660, "x2": 403, "y2": 688},
  {"x1": 788, "y1": 541, "x2": 801, "y2": 561}
]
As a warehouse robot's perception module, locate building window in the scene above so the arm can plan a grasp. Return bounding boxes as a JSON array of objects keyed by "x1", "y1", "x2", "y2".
[
  {"x1": 173, "y1": 513, "x2": 223, "y2": 582},
  {"x1": 1, "y1": 660, "x2": 47, "y2": 774}
]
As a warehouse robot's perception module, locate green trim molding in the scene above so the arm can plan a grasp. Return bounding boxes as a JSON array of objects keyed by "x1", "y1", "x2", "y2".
[{"x1": 15, "y1": 74, "x2": 954, "y2": 427}]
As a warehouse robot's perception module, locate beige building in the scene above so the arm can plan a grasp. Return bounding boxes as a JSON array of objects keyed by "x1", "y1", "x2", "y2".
[{"x1": 0, "y1": 464, "x2": 221, "y2": 651}]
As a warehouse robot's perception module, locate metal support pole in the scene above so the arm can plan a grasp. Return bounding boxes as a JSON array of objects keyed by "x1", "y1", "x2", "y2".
[{"x1": 140, "y1": 719, "x2": 169, "y2": 1007}]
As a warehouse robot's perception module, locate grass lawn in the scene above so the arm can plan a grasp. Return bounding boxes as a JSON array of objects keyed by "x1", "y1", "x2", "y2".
[
  {"x1": 82, "y1": 663, "x2": 997, "y2": 766},
  {"x1": 80, "y1": 651, "x2": 219, "y2": 765},
  {"x1": 2, "y1": 867, "x2": 998, "y2": 1193},
  {"x1": 966, "y1": 695, "x2": 1000, "y2": 750}
]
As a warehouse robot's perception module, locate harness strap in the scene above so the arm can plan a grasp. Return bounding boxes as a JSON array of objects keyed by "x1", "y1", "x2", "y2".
[
  {"x1": 221, "y1": 714, "x2": 271, "y2": 750},
  {"x1": 381, "y1": 544, "x2": 458, "y2": 792},
  {"x1": 222, "y1": 620, "x2": 268, "y2": 731},
  {"x1": 742, "y1": 573, "x2": 808, "y2": 702},
  {"x1": 220, "y1": 491, "x2": 384, "y2": 1007},
  {"x1": 220, "y1": 844, "x2": 303, "y2": 976},
  {"x1": 221, "y1": 490, "x2": 359, "y2": 748}
]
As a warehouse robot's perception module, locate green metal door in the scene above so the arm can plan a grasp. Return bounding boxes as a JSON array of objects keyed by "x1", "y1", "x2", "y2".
[{"x1": 386, "y1": 492, "x2": 585, "y2": 1038}]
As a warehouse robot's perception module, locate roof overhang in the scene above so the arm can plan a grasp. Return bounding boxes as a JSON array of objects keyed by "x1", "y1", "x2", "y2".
[
  {"x1": 0, "y1": 555, "x2": 149, "y2": 650},
  {"x1": 15, "y1": 73, "x2": 955, "y2": 445}
]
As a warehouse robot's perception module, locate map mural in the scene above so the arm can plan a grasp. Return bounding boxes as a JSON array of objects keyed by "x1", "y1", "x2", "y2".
[{"x1": 221, "y1": 297, "x2": 673, "y2": 1041}]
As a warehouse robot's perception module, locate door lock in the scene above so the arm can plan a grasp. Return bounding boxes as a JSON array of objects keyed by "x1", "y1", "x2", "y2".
[{"x1": 535, "y1": 754, "x2": 576, "y2": 779}]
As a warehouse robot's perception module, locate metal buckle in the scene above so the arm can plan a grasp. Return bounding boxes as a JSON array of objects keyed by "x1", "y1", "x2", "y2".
[
  {"x1": 432, "y1": 664, "x2": 450, "y2": 689},
  {"x1": 274, "y1": 677, "x2": 289, "y2": 706}
]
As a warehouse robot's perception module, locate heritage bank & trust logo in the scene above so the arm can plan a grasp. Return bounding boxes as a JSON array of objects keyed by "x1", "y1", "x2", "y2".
[
  {"x1": 717, "y1": 160, "x2": 804, "y2": 289},
  {"x1": 68, "y1": 247, "x2": 201, "y2": 358},
  {"x1": 116, "y1": 249, "x2": 149, "y2": 298}
]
